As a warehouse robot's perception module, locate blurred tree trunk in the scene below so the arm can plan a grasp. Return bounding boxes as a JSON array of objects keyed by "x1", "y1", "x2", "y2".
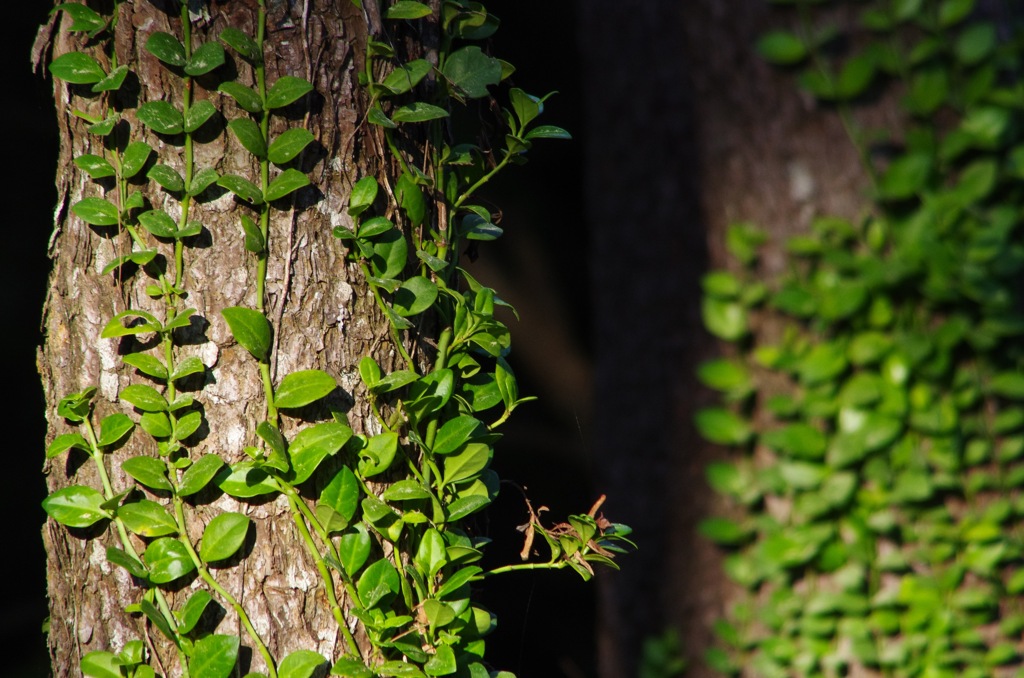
[
  {"x1": 579, "y1": 2, "x2": 877, "y2": 676},
  {"x1": 37, "y1": 1, "x2": 397, "y2": 674}
]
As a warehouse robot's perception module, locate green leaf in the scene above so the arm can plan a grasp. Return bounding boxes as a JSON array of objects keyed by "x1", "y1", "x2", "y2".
[
  {"x1": 382, "y1": 479, "x2": 431, "y2": 502},
  {"x1": 445, "y1": 495, "x2": 490, "y2": 522},
  {"x1": 835, "y1": 53, "x2": 876, "y2": 99},
  {"x1": 101, "y1": 250, "x2": 158, "y2": 275},
  {"x1": 106, "y1": 547, "x2": 147, "y2": 578},
  {"x1": 877, "y1": 152, "x2": 931, "y2": 200},
  {"x1": 240, "y1": 213, "x2": 265, "y2": 253},
  {"x1": 54, "y1": 4, "x2": 107, "y2": 33},
  {"x1": 72, "y1": 197, "x2": 119, "y2": 226},
  {"x1": 118, "y1": 500, "x2": 178, "y2": 537},
  {"x1": 961, "y1": 106, "x2": 1010, "y2": 148},
  {"x1": 219, "y1": 81, "x2": 264, "y2": 113},
  {"x1": 348, "y1": 176, "x2": 379, "y2": 216},
  {"x1": 424, "y1": 646, "x2": 456, "y2": 676},
  {"x1": 137, "y1": 209, "x2": 178, "y2": 238},
  {"x1": 991, "y1": 372, "x2": 1024, "y2": 399},
  {"x1": 268, "y1": 128, "x2": 315, "y2": 165},
  {"x1": 46, "y1": 432, "x2": 90, "y2": 459},
  {"x1": 275, "y1": 369, "x2": 337, "y2": 409},
  {"x1": 433, "y1": 415, "x2": 485, "y2": 455},
  {"x1": 178, "y1": 454, "x2": 226, "y2": 496},
  {"x1": 939, "y1": 0, "x2": 975, "y2": 26},
  {"x1": 266, "y1": 76, "x2": 314, "y2": 109},
  {"x1": 392, "y1": 102, "x2": 449, "y2": 123},
  {"x1": 695, "y1": 408, "x2": 752, "y2": 446},
  {"x1": 442, "y1": 443, "x2": 492, "y2": 486},
  {"x1": 442, "y1": 46, "x2": 501, "y2": 99},
  {"x1": 120, "y1": 384, "x2": 168, "y2": 412},
  {"x1": 780, "y1": 461, "x2": 828, "y2": 489},
  {"x1": 697, "y1": 359, "x2": 751, "y2": 396},
  {"x1": 185, "y1": 41, "x2": 225, "y2": 76},
  {"x1": 288, "y1": 422, "x2": 353, "y2": 485},
  {"x1": 381, "y1": 59, "x2": 432, "y2": 95},
  {"x1": 702, "y1": 298, "x2": 748, "y2": 341},
  {"x1": 145, "y1": 31, "x2": 186, "y2": 66},
  {"x1": 757, "y1": 31, "x2": 808, "y2": 65},
  {"x1": 170, "y1": 356, "x2": 205, "y2": 382},
  {"x1": 369, "y1": 370, "x2": 418, "y2": 396},
  {"x1": 122, "y1": 456, "x2": 172, "y2": 491},
  {"x1": 189, "y1": 167, "x2": 220, "y2": 196},
  {"x1": 371, "y1": 227, "x2": 409, "y2": 279},
  {"x1": 358, "y1": 431, "x2": 399, "y2": 478},
  {"x1": 395, "y1": 173, "x2": 426, "y2": 226},
  {"x1": 91, "y1": 65, "x2": 128, "y2": 93},
  {"x1": 762, "y1": 423, "x2": 826, "y2": 459},
  {"x1": 97, "y1": 413, "x2": 134, "y2": 447},
  {"x1": 80, "y1": 651, "x2": 121, "y2": 678},
  {"x1": 175, "y1": 589, "x2": 212, "y2": 635},
  {"x1": 367, "y1": 106, "x2": 397, "y2": 128},
  {"x1": 140, "y1": 411, "x2": 172, "y2": 438},
  {"x1": 340, "y1": 524, "x2": 372, "y2": 575},
  {"x1": 188, "y1": 635, "x2": 239, "y2": 678},
  {"x1": 255, "y1": 420, "x2": 288, "y2": 473},
  {"x1": 357, "y1": 558, "x2": 401, "y2": 609},
  {"x1": 316, "y1": 465, "x2": 361, "y2": 533},
  {"x1": 385, "y1": 1, "x2": 432, "y2": 19},
  {"x1": 228, "y1": 118, "x2": 267, "y2": 159},
  {"x1": 414, "y1": 527, "x2": 447, "y2": 578},
  {"x1": 148, "y1": 164, "x2": 185, "y2": 193},
  {"x1": 524, "y1": 124, "x2": 571, "y2": 140},
  {"x1": 330, "y1": 658, "x2": 374, "y2": 678},
  {"x1": 279, "y1": 650, "x2": 328, "y2": 678},
  {"x1": 175, "y1": 410, "x2": 202, "y2": 441},
  {"x1": 100, "y1": 310, "x2": 161, "y2": 339},
  {"x1": 50, "y1": 51, "x2": 106, "y2": 84},
  {"x1": 797, "y1": 342, "x2": 848, "y2": 385},
  {"x1": 265, "y1": 168, "x2": 310, "y2": 201},
  {"x1": 222, "y1": 307, "x2": 272, "y2": 361},
  {"x1": 218, "y1": 461, "x2": 279, "y2": 498},
  {"x1": 144, "y1": 537, "x2": 196, "y2": 584},
  {"x1": 220, "y1": 26, "x2": 262, "y2": 64},
  {"x1": 393, "y1": 276, "x2": 438, "y2": 316},
  {"x1": 137, "y1": 101, "x2": 184, "y2": 135},
  {"x1": 57, "y1": 386, "x2": 96, "y2": 423},
  {"x1": 42, "y1": 486, "x2": 109, "y2": 527},
  {"x1": 183, "y1": 99, "x2": 217, "y2": 133},
  {"x1": 699, "y1": 517, "x2": 750, "y2": 546},
  {"x1": 74, "y1": 154, "x2": 115, "y2": 179},
  {"x1": 200, "y1": 512, "x2": 251, "y2": 562}
]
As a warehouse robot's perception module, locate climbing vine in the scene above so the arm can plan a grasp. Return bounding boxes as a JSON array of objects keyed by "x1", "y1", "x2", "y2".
[
  {"x1": 698, "y1": 1, "x2": 1024, "y2": 676},
  {"x1": 41, "y1": 1, "x2": 632, "y2": 676}
]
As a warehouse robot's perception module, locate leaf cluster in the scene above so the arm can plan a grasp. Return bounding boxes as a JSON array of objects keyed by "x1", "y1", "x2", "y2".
[
  {"x1": 42, "y1": 2, "x2": 630, "y2": 678},
  {"x1": 699, "y1": 2, "x2": 1024, "y2": 676}
]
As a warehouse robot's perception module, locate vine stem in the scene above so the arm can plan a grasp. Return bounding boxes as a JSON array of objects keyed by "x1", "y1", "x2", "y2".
[
  {"x1": 484, "y1": 561, "x2": 569, "y2": 576},
  {"x1": 169, "y1": 493, "x2": 279, "y2": 678},
  {"x1": 281, "y1": 490, "x2": 361, "y2": 656},
  {"x1": 359, "y1": 260, "x2": 415, "y2": 369},
  {"x1": 81, "y1": 417, "x2": 190, "y2": 674}
]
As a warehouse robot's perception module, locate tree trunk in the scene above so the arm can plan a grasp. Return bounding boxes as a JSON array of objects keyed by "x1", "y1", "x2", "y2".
[{"x1": 38, "y1": 2, "x2": 404, "y2": 674}]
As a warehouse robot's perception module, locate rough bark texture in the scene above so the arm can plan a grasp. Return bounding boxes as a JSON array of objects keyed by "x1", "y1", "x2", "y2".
[
  {"x1": 37, "y1": 2, "x2": 415, "y2": 674},
  {"x1": 581, "y1": 2, "x2": 884, "y2": 676}
]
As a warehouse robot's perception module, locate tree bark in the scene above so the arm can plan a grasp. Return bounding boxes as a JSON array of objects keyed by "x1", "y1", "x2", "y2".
[{"x1": 38, "y1": 2, "x2": 407, "y2": 674}]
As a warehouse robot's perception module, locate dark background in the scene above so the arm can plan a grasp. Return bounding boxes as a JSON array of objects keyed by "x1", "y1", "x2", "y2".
[
  {"x1": 6, "y1": 3, "x2": 61, "y2": 675},
  {"x1": 5, "y1": 3, "x2": 600, "y2": 675}
]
